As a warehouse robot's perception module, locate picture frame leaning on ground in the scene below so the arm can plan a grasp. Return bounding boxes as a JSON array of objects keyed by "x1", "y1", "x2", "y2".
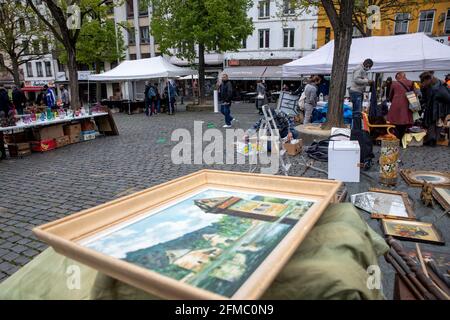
[{"x1": 32, "y1": 170, "x2": 341, "y2": 299}]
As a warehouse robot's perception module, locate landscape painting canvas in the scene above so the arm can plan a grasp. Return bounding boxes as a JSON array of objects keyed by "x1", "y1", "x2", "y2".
[{"x1": 81, "y1": 188, "x2": 316, "y2": 298}]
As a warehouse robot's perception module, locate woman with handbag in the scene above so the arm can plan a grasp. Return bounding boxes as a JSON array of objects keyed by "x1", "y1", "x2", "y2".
[
  {"x1": 387, "y1": 72, "x2": 414, "y2": 139},
  {"x1": 256, "y1": 80, "x2": 267, "y2": 115}
]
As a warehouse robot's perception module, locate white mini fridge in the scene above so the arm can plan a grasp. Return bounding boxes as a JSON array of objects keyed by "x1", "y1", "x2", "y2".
[{"x1": 328, "y1": 140, "x2": 361, "y2": 183}]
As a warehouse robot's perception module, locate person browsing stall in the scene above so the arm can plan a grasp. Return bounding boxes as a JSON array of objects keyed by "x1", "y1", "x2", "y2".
[
  {"x1": 349, "y1": 59, "x2": 374, "y2": 130},
  {"x1": 387, "y1": 72, "x2": 414, "y2": 139}
]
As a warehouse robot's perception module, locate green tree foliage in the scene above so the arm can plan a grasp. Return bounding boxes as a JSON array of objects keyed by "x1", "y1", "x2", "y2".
[
  {"x1": 149, "y1": 0, "x2": 254, "y2": 103},
  {"x1": 57, "y1": 19, "x2": 125, "y2": 71},
  {"x1": 0, "y1": 1, "x2": 47, "y2": 85},
  {"x1": 27, "y1": 0, "x2": 121, "y2": 108}
]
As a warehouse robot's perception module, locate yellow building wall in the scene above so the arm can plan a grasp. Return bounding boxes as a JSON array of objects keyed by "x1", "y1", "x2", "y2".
[{"x1": 317, "y1": 1, "x2": 450, "y2": 48}]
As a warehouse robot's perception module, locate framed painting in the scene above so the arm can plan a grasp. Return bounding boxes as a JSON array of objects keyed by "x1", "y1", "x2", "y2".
[
  {"x1": 381, "y1": 219, "x2": 445, "y2": 245},
  {"x1": 432, "y1": 187, "x2": 450, "y2": 211},
  {"x1": 351, "y1": 188, "x2": 415, "y2": 220},
  {"x1": 33, "y1": 170, "x2": 341, "y2": 300},
  {"x1": 400, "y1": 170, "x2": 450, "y2": 188}
]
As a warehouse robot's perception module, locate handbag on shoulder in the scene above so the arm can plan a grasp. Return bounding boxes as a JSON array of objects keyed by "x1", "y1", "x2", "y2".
[{"x1": 398, "y1": 81, "x2": 421, "y2": 112}]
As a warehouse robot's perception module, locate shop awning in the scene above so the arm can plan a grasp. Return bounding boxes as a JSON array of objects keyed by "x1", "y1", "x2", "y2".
[
  {"x1": 22, "y1": 86, "x2": 43, "y2": 92},
  {"x1": 223, "y1": 66, "x2": 267, "y2": 80},
  {"x1": 224, "y1": 66, "x2": 301, "y2": 80},
  {"x1": 262, "y1": 66, "x2": 299, "y2": 80}
]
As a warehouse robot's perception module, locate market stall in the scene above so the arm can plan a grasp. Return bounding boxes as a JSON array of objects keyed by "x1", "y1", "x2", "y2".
[
  {"x1": 89, "y1": 56, "x2": 197, "y2": 114},
  {"x1": 0, "y1": 107, "x2": 118, "y2": 159},
  {"x1": 283, "y1": 33, "x2": 450, "y2": 76}
]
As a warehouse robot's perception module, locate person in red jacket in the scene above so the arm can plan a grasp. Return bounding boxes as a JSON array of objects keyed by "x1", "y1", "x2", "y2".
[{"x1": 387, "y1": 72, "x2": 413, "y2": 139}]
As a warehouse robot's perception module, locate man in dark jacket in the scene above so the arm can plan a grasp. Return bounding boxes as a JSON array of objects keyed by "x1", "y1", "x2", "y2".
[
  {"x1": 219, "y1": 73, "x2": 235, "y2": 128},
  {"x1": 0, "y1": 85, "x2": 11, "y2": 116},
  {"x1": 420, "y1": 71, "x2": 450, "y2": 146},
  {"x1": 12, "y1": 83, "x2": 27, "y2": 115}
]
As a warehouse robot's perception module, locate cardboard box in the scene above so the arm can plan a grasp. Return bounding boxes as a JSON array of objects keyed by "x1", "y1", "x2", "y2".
[
  {"x1": 81, "y1": 120, "x2": 96, "y2": 132},
  {"x1": 33, "y1": 125, "x2": 64, "y2": 141},
  {"x1": 69, "y1": 134, "x2": 81, "y2": 144},
  {"x1": 63, "y1": 123, "x2": 82, "y2": 136},
  {"x1": 4, "y1": 131, "x2": 30, "y2": 144},
  {"x1": 31, "y1": 139, "x2": 57, "y2": 152},
  {"x1": 283, "y1": 139, "x2": 303, "y2": 156},
  {"x1": 8, "y1": 143, "x2": 31, "y2": 157},
  {"x1": 328, "y1": 140, "x2": 361, "y2": 183},
  {"x1": 55, "y1": 136, "x2": 70, "y2": 148}
]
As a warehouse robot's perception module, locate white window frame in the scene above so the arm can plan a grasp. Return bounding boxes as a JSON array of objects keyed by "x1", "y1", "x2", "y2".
[
  {"x1": 26, "y1": 62, "x2": 33, "y2": 77},
  {"x1": 36, "y1": 61, "x2": 43, "y2": 77},
  {"x1": 259, "y1": 29, "x2": 270, "y2": 49},
  {"x1": 445, "y1": 8, "x2": 450, "y2": 35},
  {"x1": 417, "y1": 10, "x2": 435, "y2": 34},
  {"x1": 44, "y1": 61, "x2": 52, "y2": 77},
  {"x1": 258, "y1": 0, "x2": 270, "y2": 19},
  {"x1": 283, "y1": 28, "x2": 295, "y2": 48},
  {"x1": 394, "y1": 13, "x2": 410, "y2": 35}
]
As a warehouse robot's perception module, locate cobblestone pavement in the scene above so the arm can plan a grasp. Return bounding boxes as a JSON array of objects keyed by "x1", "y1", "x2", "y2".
[{"x1": 0, "y1": 102, "x2": 448, "y2": 299}]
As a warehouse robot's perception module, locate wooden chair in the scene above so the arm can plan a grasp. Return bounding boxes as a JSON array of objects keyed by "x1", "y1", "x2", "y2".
[{"x1": 362, "y1": 112, "x2": 396, "y2": 140}]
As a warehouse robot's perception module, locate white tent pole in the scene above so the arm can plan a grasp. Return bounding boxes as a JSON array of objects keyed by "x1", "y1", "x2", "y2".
[{"x1": 87, "y1": 79, "x2": 90, "y2": 108}]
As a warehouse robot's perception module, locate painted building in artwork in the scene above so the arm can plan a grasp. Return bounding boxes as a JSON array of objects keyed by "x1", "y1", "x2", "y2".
[
  {"x1": 194, "y1": 197, "x2": 297, "y2": 225},
  {"x1": 316, "y1": 0, "x2": 450, "y2": 48}
]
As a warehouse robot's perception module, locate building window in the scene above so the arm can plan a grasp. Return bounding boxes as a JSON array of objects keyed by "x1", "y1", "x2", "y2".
[
  {"x1": 19, "y1": 18, "x2": 26, "y2": 33},
  {"x1": 26, "y1": 62, "x2": 33, "y2": 77},
  {"x1": 128, "y1": 28, "x2": 136, "y2": 45},
  {"x1": 394, "y1": 13, "x2": 410, "y2": 35},
  {"x1": 57, "y1": 60, "x2": 65, "y2": 72},
  {"x1": 445, "y1": 9, "x2": 450, "y2": 34},
  {"x1": 36, "y1": 61, "x2": 43, "y2": 77},
  {"x1": 140, "y1": 26, "x2": 150, "y2": 44},
  {"x1": 242, "y1": 38, "x2": 247, "y2": 49},
  {"x1": 418, "y1": 10, "x2": 435, "y2": 34},
  {"x1": 259, "y1": 29, "x2": 270, "y2": 49},
  {"x1": 32, "y1": 40, "x2": 40, "y2": 54},
  {"x1": 258, "y1": 1, "x2": 270, "y2": 19},
  {"x1": 283, "y1": 28, "x2": 295, "y2": 48},
  {"x1": 283, "y1": 0, "x2": 295, "y2": 16},
  {"x1": 325, "y1": 27, "x2": 331, "y2": 44},
  {"x1": 23, "y1": 41, "x2": 30, "y2": 55},
  {"x1": 138, "y1": 0, "x2": 148, "y2": 16},
  {"x1": 42, "y1": 40, "x2": 49, "y2": 53},
  {"x1": 126, "y1": 0, "x2": 134, "y2": 18},
  {"x1": 141, "y1": 53, "x2": 151, "y2": 58},
  {"x1": 45, "y1": 61, "x2": 52, "y2": 77},
  {"x1": 129, "y1": 54, "x2": 137, "y2": 60}
]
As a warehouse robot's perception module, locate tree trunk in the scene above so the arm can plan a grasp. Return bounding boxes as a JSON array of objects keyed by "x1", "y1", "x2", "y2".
[
  {"x1": 198, "y1": 43, "x2": 206, "y2": 105},
  {"x1": 67, "y1": 46, "x2": 80, "y2": 110},
  {"x1": 321, "y1": 0, "x2": 354, "y2": 129},
  {"x1": 11, "y1": 60, "x2": 21, "y2": 87},
  {"x1": 95, "y1": 62, "x2": 101, "y2": 103}
]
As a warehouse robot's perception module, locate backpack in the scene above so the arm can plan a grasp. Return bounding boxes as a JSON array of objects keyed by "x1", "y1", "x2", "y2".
[
  {"x1": 298, "y1": 92, "x2": 306, "y2": 111},
  {"x1": 147, "y1": 86, "x2": 157, "y2": 99}
]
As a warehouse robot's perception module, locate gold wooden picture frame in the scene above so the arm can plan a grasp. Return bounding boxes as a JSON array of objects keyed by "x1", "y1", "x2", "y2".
[
  {"x1": 33, "y1": 170, "x2": 341, "y2": 300},
  {"x1": 381, "y1": 219, "x2": 445, "y2": 245},
  {"x1": 400, "y1": 170, "x2": 450, "y2": 188},
  {"x1": 432, "y1": 187, "x2": 450, "y2": 211}
]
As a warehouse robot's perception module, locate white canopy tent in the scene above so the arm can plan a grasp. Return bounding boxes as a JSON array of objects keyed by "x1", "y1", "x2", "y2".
[
  {"x1": 89, "y1": 56, "x2": 197, "y2": 81},
  {"x1": 283, "y1": 33, "x2": 450, "y2": 76},
  {"x1": 88, "y1": 56, "x2": 197, "y2": 109}
]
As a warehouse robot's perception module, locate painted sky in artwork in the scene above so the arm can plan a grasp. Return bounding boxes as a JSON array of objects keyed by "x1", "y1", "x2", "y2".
[{"x1": 84, "y1": 189, "x2": 303, "y2": 259}]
